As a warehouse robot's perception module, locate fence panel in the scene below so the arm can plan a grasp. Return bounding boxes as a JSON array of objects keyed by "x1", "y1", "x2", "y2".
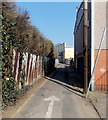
[{"x1": 12, "y1": 48, "x2": 43, "y2": 89}]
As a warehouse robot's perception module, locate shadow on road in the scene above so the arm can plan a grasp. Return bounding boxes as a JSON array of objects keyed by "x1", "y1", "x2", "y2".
[{"x1": 45, "y1": 64, "x2": 85, "y2": 97}]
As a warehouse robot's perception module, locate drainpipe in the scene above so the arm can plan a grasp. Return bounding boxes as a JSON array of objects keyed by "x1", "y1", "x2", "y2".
[{"x1": 91, "y1": 0, "x2": 95, "y2": 91}]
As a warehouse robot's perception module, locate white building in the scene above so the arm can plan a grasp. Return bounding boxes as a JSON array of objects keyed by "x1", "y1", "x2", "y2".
[{"x1": 55, "y1": 42, "x2": 74, "y2": 63}]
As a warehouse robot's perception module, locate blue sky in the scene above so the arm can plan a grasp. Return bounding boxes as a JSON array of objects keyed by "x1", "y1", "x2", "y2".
[{"x1": 17, "y1": 2, "x2": 81, "y2": 46}]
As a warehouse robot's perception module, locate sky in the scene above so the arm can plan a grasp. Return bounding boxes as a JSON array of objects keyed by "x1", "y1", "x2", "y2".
[{"x1": 17, "y1": 2, "x2": 81, "y2": 46}]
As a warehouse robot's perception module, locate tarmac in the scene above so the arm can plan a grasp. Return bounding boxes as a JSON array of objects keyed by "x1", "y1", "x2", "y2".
[
  {"x1": 12, "y1": 67, "x2": 99, "y2": 118},
  {"x1": 88, "y1": 91, "x2": 108, "y2": 119},
  {"x1": 68, "y1": 63, "x2": 108, "y2": 119},
  {"x1": 55, "y1": 64, "x2": 108, "y2": 119}
]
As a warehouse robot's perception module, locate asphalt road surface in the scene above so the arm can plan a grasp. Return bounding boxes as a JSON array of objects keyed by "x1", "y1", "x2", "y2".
[{"x1": 13, "y1": 64, "x2": 99, "y2": 118}]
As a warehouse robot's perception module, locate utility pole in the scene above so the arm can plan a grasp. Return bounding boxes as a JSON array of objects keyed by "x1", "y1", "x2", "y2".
[{"x1": 83, "y1": 0, "x2": 89, "y2": 94}]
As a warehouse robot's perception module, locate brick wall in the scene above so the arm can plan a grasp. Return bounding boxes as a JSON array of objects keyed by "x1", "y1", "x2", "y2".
[{"x1": 94, "y1": 49, "x2": 108, "y2": 91}]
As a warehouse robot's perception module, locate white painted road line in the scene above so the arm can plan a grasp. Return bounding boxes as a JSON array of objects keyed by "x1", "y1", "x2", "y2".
[{"x1": 44, "y1": 96, "x2": 60, "y2": 118}]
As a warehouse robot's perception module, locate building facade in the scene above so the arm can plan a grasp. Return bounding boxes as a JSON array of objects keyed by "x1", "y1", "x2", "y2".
[
  {"x1": 65, "y1": 47, "x2": 74, "y2": 60},
  {"x1": 55, "y1": 43, "x2": 74, "y2": 63},
  {"x1": 92, "y1": 2, "x2": 108, "y2": 91},
  {"x1": 55, "y1": 42, "x2": 66, "y2": 63},
  {"x1": 74, "y1": 1, "x2": 108, "y2": 91}
]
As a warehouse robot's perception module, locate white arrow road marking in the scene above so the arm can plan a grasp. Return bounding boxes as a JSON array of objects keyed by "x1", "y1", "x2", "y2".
[{"x1": 44, "y1": 95, "x2": 60, "y2": 118}]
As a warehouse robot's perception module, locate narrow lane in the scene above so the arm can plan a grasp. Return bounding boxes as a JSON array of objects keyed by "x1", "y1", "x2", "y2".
[{"x1": 14, "y1": 65, "x2": 99, "y2": 118}]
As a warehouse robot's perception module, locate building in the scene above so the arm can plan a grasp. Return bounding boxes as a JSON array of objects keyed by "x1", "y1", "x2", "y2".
[
  {"x1": 92, "y1": 1, "x2": 108, "y2": 91},
  {"x1": 74, "y1": 1, "x2": 108, "y2": 92},
  {"x1": 65, "y1": 46, "x2": 74, "y2": 60},
  {"x1": 55, "y1": 42, "x2": 66, "y2": 63},
  {"x1": 55, "y1": 42, "x2": 74, "y2": 63},
  {"x1": 74, "y1": 2, "x2": 91, "y2": 92}
]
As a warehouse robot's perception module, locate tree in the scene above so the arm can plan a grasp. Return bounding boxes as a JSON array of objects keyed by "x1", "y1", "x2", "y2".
[{"x1": 2, "y1": 1, "x2": 55, "y2": 107}]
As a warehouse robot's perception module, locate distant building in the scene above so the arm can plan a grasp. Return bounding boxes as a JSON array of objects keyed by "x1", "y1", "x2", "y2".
[
  {"x1": 65, "y1": 46, "x2": 74, "y2": 60},
  {"x1": 74, "y1": 1, "x2": 108, "y2": 91},
  {"x1": 55, "y1": 42, "x2": 74, "y2": 63},
  {"x1": 55, "y1": 42, "x2": 66, "y2": 63}
]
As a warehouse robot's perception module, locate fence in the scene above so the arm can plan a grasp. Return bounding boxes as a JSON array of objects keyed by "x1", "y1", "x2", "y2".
[{"x1": 13, "y1": 48, "x2": 43, "y2": 89}]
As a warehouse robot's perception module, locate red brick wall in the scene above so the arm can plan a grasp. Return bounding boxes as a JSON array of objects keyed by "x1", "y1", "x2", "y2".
[{"x1": 94, "y1": 49, "x2": 108, "y2": 91}]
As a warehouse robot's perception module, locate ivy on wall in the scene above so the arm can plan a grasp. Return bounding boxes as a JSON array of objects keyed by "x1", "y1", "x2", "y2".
[
  {"x1": 1, "y1": 2, "x2": 55, "y2": 108},
  {"x1": 2, "y1": 17, "x2": 18, "y2": 107}
]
